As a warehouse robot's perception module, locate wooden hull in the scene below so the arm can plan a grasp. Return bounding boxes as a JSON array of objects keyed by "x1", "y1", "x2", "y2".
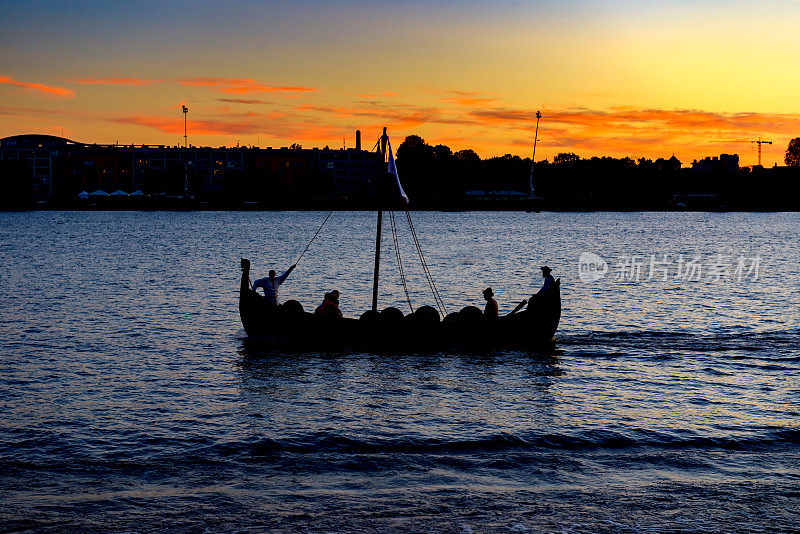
[{"x1": 239, "y1": 260, "x2": 561, "y2": 351}]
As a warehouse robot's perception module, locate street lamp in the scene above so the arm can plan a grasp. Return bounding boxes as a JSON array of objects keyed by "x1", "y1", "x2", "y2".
[{"x1": 182, "y1": 105, "x2": 188, "y2": 148}]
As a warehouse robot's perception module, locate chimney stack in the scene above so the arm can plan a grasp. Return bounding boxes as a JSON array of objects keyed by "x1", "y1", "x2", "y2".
[{"x1": 355, "y1": 130, "x2": 361, "y2": 151}]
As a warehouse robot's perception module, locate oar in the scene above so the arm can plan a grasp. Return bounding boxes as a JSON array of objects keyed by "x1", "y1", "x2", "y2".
[{"x1": 510, "y1": 299, "x2": 528, "y2": 315}]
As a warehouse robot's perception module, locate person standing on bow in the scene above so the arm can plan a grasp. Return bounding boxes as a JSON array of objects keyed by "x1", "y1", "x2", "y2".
[{"x1": 252, "y1": 264, "x2": 296, "y2": 307}]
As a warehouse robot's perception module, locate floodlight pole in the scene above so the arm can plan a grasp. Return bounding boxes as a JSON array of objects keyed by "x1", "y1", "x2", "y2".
[
  {"x1": 182, "y1": 105, "x2": 188, "y2": 148},
  {"x1": 181, "y1": 105, "x2": 189, "y2": 196}
]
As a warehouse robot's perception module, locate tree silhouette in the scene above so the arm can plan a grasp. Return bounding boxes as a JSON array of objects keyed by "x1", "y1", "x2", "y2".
[
  {"x1": 396, "y1": 135, "x2": 436, "y2": 199},
  {"x1": 785, "y1": 138, "x2": 800, "y2": 167},
  {"x1": 289, "y1": 143, "x2": 302, "y2": 150},
  {"x1": 553, "y1": 152, "x2": 580, "y2": 165},
  {"x1": 432, "y1": 144, "x2": 452, "y2": 161},
  {"x1": 454, "y1": 149, "x2": 479, "y2": 162},
  {"x1": 396, "y1": 135, "x2": 430, "y2": 160}
]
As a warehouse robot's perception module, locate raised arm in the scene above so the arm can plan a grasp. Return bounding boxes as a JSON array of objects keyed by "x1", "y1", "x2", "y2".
[{"x1": 276, "y1": 264, "x2": 297, "y2": 285}]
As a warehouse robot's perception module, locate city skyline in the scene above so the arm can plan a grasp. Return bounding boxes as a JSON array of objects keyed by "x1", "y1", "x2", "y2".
[{"x1": 2, "y1": 0, "x2": 799, "y2": 166}]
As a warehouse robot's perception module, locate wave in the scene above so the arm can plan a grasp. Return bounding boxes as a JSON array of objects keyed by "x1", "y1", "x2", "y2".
[
  {"x1": 4, "y1": 428, "x2": 800, "y2": 477},
  {"x1": 227, "y1": 428, "x2": 800, "y2": 455},
  {"x1": 558, "y1": 328, "x2": 800, "y2": 357},
  {"x1": 121, "y1": 428, "x2": 800, "y2": 459}
]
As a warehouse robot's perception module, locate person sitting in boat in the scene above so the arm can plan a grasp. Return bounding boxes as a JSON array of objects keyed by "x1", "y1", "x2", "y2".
[
  {"x1": 252, "y1": 264, "x2": 296, "y2": 307},
  {"x1": 526, "y1": 266, "x2": 556, "y2": 310},
  {"x1": 538, "y1": 266, "x2": 555, "y2": 294},
  {"x1": 483, "y1": 287, "x2": 498, "y2": 319},
  {"x1": 315, "y1": 290, "x2": 343, "y2": 318}
]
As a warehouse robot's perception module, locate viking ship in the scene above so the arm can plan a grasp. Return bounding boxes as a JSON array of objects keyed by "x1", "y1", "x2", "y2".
[{"x1": 239, "y1": 128, "x2": 561, "y2": 350}]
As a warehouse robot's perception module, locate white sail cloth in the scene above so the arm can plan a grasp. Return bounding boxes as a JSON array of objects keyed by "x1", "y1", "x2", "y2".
[{"x1": 387, "y1": 144, "x2": 409, "y2": 204}]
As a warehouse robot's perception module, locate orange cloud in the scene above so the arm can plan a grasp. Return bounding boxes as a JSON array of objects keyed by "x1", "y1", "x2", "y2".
[
  {"x1": 0, "y1": 75, "x2": 74, "y2": 98},
  {"x1": 468, "y1": 106, "x2": 800, "y2": 158},
  {"x1": 217, "y1": 98, "x2": 273, "y2": 105},
  {"x1": 440, "y1": 90, "x2": 498, "y2": 107},
  {"x1": 72, "y1": 77, "x2": 156, "y2": 86},
  {"x1": 442, "y1": 96, "x2": 497, "y2": 106},
  {"x1": 471, "y1": 107, "x2": 800, "y2": 134},
  {"x1": 179, "y1": 77, "x2": 316, "y2": 94},
  {"x1": 298, "y1": 104, "x2": 437, "y2": 129},
  {"x1": 15, "y1": 87, "x2": 792, "y2": 164},
  {"x1": 112, "y1": 115, "x2": 262, "y2": 135},
  {"x1": 109, "y1": 112, "x2": 341, "y2": 142},
  {"x1": 298, "y1": 102, "x2": 475, "y2": 129},
  {"x1": 429, "y1": 135, "x2": 472, "y2": 146},
  {"x1": 356, "y1": 91, "x2": 398, "y2": 99},
  {"x1": 0, "y1": 105, "x2": 95, "y2": 119}
]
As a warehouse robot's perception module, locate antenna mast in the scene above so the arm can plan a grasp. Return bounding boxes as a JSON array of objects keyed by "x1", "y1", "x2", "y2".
[{"x1": 528, "y1": 110, "x2": 542, "y2": 197}]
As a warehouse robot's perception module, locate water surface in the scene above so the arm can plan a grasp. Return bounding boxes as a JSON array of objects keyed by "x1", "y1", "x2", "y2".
[{"x1": 1, "y1": 211, "x2": 799, "y2": 532}]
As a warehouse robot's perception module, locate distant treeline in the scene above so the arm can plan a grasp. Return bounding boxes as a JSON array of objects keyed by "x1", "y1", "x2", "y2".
[
  {"x1": 3, "y1": 133, "x2": 800, "y2": 211},
  {"x1": 394, "y1": 135, "x2": 800, "y2": 211}
]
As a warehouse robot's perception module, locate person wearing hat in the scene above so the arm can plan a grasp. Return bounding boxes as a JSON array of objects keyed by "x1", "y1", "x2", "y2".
[
  {"x1": 483, "y1": 287, "x2": 498, "y2": 319},
  {"x1": 538, "y1": 266, "x2": 555, "y2": 294},
  {"x1": 524, "y1": 266, "x2": 556, "y2": 311}
]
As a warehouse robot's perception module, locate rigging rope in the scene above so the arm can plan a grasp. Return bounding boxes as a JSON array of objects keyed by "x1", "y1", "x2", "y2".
[
  {"x1": 290, "y1": 135, "x2": 375, "y2": 267},
  {"x1": 404, "y1": 210, "x2": 448, "y2": 317},
  {"x1": 358, "y1": 134, "x2": 447, "y2": 317},
  {"x1": 294, "y1": 210, "x2": 333, "y2": 265},
  {"x1": 389, "y1": 211, "x2": 414, "y2": 314}
]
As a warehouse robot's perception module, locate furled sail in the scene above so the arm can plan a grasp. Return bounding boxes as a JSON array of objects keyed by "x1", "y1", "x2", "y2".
[{"x1": 387, "y1": 144, "x2": 409, "y2": 204}]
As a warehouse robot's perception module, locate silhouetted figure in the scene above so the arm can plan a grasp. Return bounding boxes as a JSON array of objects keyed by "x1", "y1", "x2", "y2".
[
  {"x1": 252, "y1": 264, "x2": 296, "y2": 307},
  {"x1": 315, "y1": 290, "x2": 342, "y2": 318},
  {"x1": 527, "y1": 266, "x2": 556, "y2": 310},
  {"x1": 483, "y1": 287, "x2": 498, "y2": 319},
  {"x1": 538, "y1": 266, "x2": 555, "y2": 294}
]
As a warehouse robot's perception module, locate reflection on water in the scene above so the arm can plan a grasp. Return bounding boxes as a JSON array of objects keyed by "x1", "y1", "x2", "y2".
[{"x1": 1, "y1": 211, "x2": 799, "y2": 532}]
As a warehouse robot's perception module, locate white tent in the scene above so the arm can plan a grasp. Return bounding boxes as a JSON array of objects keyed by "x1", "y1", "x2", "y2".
[
  {"x1": 78, "y1": 191, "x2": 89, "y2": 200},
  {"x1": 129, "y1": 190, "x2": 144, "y2": 197},
  {"x1": 88, "y1": 190, "x2": 109, "y2": 197},
  {"x1": 110, "y1": 189, "x2": 128, "y2": 196}
]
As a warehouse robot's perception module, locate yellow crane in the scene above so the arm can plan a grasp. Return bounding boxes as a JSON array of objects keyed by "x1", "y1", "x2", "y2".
[{"x1": 751, "y1": 137, "x2": 772, "y2": 167}]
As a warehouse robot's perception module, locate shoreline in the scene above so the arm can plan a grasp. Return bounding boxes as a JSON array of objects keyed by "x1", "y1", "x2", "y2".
[{"x1": 4, "y1": 204, "x2": 799, "y2": 213}]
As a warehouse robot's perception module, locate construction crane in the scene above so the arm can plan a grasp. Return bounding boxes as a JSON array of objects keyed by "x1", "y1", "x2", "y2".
[{"x1": 751, "y1": 137, "x2": 772, "y2": 167}]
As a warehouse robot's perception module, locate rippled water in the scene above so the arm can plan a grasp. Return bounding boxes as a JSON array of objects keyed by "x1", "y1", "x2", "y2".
[{"x1": 1, "y1": 211, "x2": 799, "y2": 532}]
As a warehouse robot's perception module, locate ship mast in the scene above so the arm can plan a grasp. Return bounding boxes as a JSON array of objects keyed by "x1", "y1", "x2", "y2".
[{"x1": 372, "y1": 127, "x2": 388, "y2": 312}]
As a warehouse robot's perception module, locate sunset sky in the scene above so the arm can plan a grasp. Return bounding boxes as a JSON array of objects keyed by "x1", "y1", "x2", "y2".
[{"x1": 2, "y1": 0, "x2": 799, "y2": 165}]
